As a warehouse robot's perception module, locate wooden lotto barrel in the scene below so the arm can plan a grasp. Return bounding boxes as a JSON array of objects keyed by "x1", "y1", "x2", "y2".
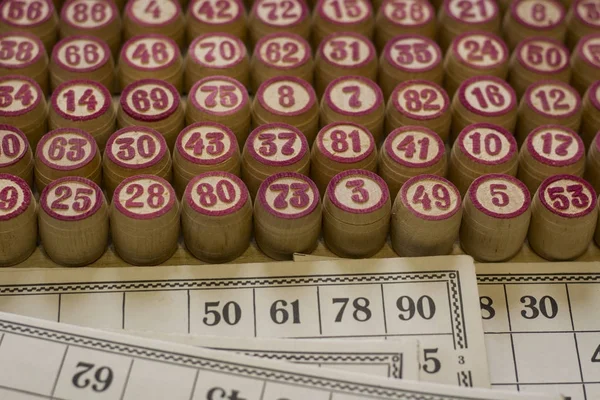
[
  {"x1": 110, "y1": 174, "x2": 179, "y2": 265},
  {"x1": 460, "y1": 174, "x2": 531, "y2": 262},
  {"x1": 0, "y1": 173, "x2": 36, "y2": 266},
  {"x1": 186, "y1": 0, "x2": 247, "y2": 44},
  {"x1": 0, "y1": 32, "x2": 48, "y2": 94},
  {"x1": 567, "y1": 0, "x2": 600, "y2": 50},
  {"x1": 444, "y1": 31, "x2": 509, "y2": 98},
  {"x1": 252, "y1": 76, "x2": 319, "y2": 144},
  {"x1": 186, "y1": 76, "x2": 251, "y2": 148},
  {"x1": 450, "y1": 75, "x2": 517, "y2": 144},
  {"x1": 572, "y1": 33, "x2": 600, "y2": 96},
  {"x1": 118, "y1": 33, "x2": 183, "y2": 93},
  {"x1": 0, "y1": 125, "x2": 33, "y2": 187},
  {"x1": 582, "y1": 80, "x2": 600, "y2": 149},
  {"x1": 173, "y1": 122, "x2": 241, "y2": 197},
  {"x1": 449, "y1": 123, "x2": 519, "y2": 196},
  {"x1": 311, "y1": 122, "x2": 377, "y2": 195},
  {"x1": 242, "y1": 123, "x2": 310, "y2": 199},
  {"x1": 385, "y1": 79, "x2": 451, "y2": 141},
  {"x1": 123, "y1": 0, "x2": 185, "y2": 48},
  {"x1": 59, "y1": 0, "x2": 121, "y2": 57},
  {"x1": 39, "y1": 176, "x2": 108, "y2": 266},
  {"x1": 103, "y1": 126, "x2": 173, "y2": 199},
  {"x1": 248, "y1": 0, "x2": 310, "y2": 47},
  {"x1": 508, "y1": 37, "x2": 571, "y2": 99},
  {"x1": 311, "y1": 0, "x2": 374, "y2": 47},
  {"x1": 379, "y1": 125, "x2": 447, "y2": 199},
  {"x1": 0, "y1": 75, "x2": 47, "y2": 150},
  {"x1": 529, "y1": 174, "x2": 598, "y2": 260},
  {"x1": 379, "y1": 34, "x2": 443, "y2": 101},
  {"x1": 374, "y1": 0, "x2": 436, "y2": 51},
  {"x1": 502, "y1": 0, "x2": 566, "y2": 50},
  {"x1": 320, "y1": 75, "x2": 385, "y2": 145},
  {"x1": 117, "y1": 79, "x2": 184, "y2": 151},
  {"x1": 48, "y1": 79, "x2": 115, "y2": 152},
  {"x1": 251, "y1": 32, "x2": 313, "y2": 93},
  {"x1": 314, "y1": 32, "x2": 377, "y2": 98},
  {"x1": 323, "y1": 169, "x2": 391, "y2": 258},
  {"x1": 254, "y1": 172, "x2": 321, "y2": 260},
  {"x1": 34, "y1": 127, "x2": 101, "y2": 191},
  {"x1": 515, "y1": 80, "x2": 582, "y2": 146},
  {"x1": 184, "y1": 33, "x2": 250, "y2": 92},
  {"x1": 49, "y1": 35, "x2": 114, "y2": 92},
  {"x1": 517, "y1": 125, "x2": 585, "y2": 195},
  {"x1": 0, "y1": 0, "x2": 58, "y2": 52},
  {"x1": 182, "y1": 171, "x2": 252, "y2": 263},
  {"x1": 391, "y1": 174, "x2": 461, "y2": 258},
  {"x1": 437, "y1": 0, "x2": 501, "y2": 52}
]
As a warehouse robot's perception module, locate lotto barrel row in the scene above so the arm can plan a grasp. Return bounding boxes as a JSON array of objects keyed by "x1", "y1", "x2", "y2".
[
  {"x1": 0, "y1": 169, "x2": 597, "y2": 268},
  {"x1": 5, "y1": 115, "x2": 600, "y2": 207},
  {"x1": 0, "y1": 0, "x2": 594, "y2": 59}
]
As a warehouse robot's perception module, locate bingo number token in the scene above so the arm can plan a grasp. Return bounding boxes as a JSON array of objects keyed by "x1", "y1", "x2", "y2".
[
  {"x1": 374, "y1": 0, "x2": 436, "y2": 51},
  {"x1": 254, "y1": 172, "x2": 321, "y2": 260},
  {"x1": 391, "y1": 174, "x2": 461, "y2": 257},
  {"x1": 0, "y1": 32, "x2": 48, "y2": 94},
  {"x1": 314, "y1": 32, "x2": 377, "y2": 97},
  {"x1": 518, "y1": 125, "x2": 585, "y2": 194},
  {"x1": 379, "y1": 34, "x2": 443, "y2": 100},
  {"x1": 567, "y1": 0, "x2": 600, "y2": 49},
  {"x1": 572, "y1": 33, "x2": 600, "y2": 96},
  {"x1": 444, "y1": 31, "x2": 509, "y2": 97},
  {"x1": 320, "y1": 75, "x2": 385, "y2": 144},
  {"x1": 312, "y1": 0, "x2": 374, "y2": 47},
  {"x1": 529, "y1": 174, "x2": 598, "y2": 260},
  {"x1": 438, "y1": 0, "x2": 500, "y2": 51},
  {"x1": 451, "y1": 75, "x2": 517, "y2": 143},
  {"x1": 581, "y1": 80, "x2": 600, "y2": 148},
  {"x1": 183, "y1": 171, "x2": 252, "y2": 263},
  {"x1": 242, "y1": 123, "x2": 309, "y2": 198},
  {"x1": 386, "y1": 79, "x2": 450, "y2": 141},
  {"x1": 124, "y1": 0, "x2": 185, "y2": 47},
  {"x1": 0, "y1": 74, "x2": 47, "y2": 149},
  {"x1": 0, "y1": 174, "x2": 36, "y2": 266},
  {"x1": 119, "y1": 34, "x2": 183, "y2": 93},
  {"x1": 460, "y1": 174, "x2": 531, "y2": 262},
  {"x1": 0, "y1": 125, "x2": 32, "y2": 186},
  {"x1": 584, "y1": 130, "x2": 600, "y2": 195},
  {"x1": 50, "y1": 35, "x2": 114, "y2": 92},
  {"x1": 34, "y1": 127, "x2": 101, "y2": 192},
  {"x1": 111, "y1": 175, "x2": 179, "y2": 265},
  {"x1": 0, "y1": 0, "x2": 58, "y2": 51},
  {"x1": 173, "y1": 122, "x2": 240, "y2": 196},
  {"x1": 248, "y1": 0, "x2": 310, "y2": 47},
  {"x1": 311, "y1": 122, "x2": 377, "y2": 195},
  {"x1": 59, "y1": 0, "x2": 121, "y2": 57},
  {"x1": 449, "y1": 123, "x2": 518, "y2": 196},
  {"x1": 49, "y1": 80, "x2": 114, "y2": 151},
  {"x1": 503, "y1": 0, "x2": 566, "y2": 50},
  {"x1": 378, "y1": 125, "x2": 447, "y2": 199},
  {"x1": 187, "y1": 76, "x2": 250, "y2": 147},
  {"x1": 118, "y1": 79, "x2": 184, "y2": 151},
  {"x1": 103, "y1": 126, "x2": 173, "y2": 198},
  {"x1": 185, "y1": 33, "x2": 249, "y2": 92},
  {"x1": 252, "y1": 76, "x2": 319, "y2": 144},
  {"x1": 39, "y1": 176, "x2": 108, "y2": 266},
  {"x1": 508, "y1": 37, "x2": 571, "y2": 98},
  {"x1": 323, "y1": 169, "x2": 390, "y2": 258},
  {"x1": 516, "y1": 80, "x2": 582, "y2": 146},
  {"x1": 187, "y1": 0, "x2": 247, "y2": 43},
  {"x1": 251, "y1": 32, "x2": 313, "y2": 93}
]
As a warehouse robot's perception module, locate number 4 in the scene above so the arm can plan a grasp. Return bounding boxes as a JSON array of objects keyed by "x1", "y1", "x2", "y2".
[{"x1": 592, "y1": 344, "x2": 600, "y2": 362}]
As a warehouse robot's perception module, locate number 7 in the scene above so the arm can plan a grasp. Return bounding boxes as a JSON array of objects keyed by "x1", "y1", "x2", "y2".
[{"x1": 332, "y1": 298, "x2": 349, "y2": 322}]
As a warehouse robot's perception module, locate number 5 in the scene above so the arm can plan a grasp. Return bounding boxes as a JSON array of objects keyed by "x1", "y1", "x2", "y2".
[
  {"x1": 422, "y1": 348, "x2": 441, "y2": 374},
  {"x1": 489, "y1": 183, "x2": 509, "y2": 207}
]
